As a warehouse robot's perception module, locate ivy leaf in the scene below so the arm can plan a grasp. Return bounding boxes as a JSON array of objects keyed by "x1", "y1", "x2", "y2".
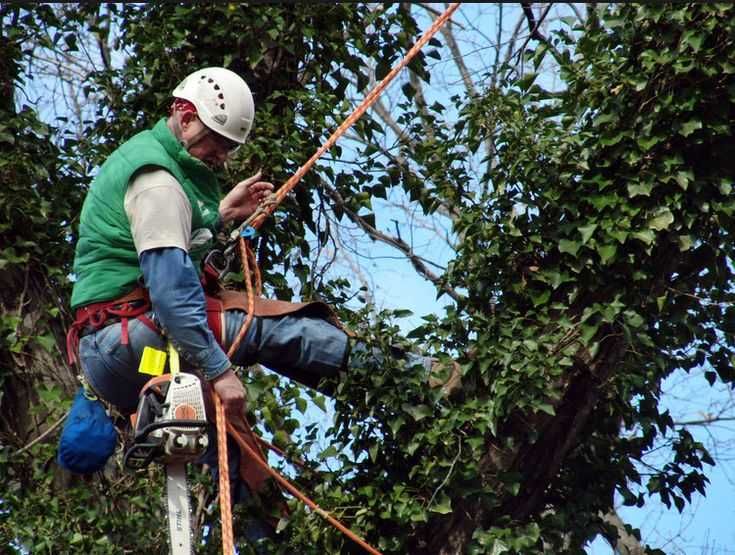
[
  {"x1": 680, "y1": 30, "x2": 704, "y2": 52},
  {"x1": 429, "y1": 492, "x2": 453, "y2": 514},
  {"x1": 679, "y1": 119, "x2": 702, "y2": 137},
  {"x1": 632, "y1": 229, "x2": 656, "y2": 245},
  {"x1": 648, "y1": 208, "x2": 674, "y2": 231},
  {"x1": 627, "y1": 182, "x2": 653, "y2": 197},
  {"x1": 678, "y1": 235, "x2": 694, "y2": 251},
  {"x1": 597, "y1": 244, "x2": 617, "y2": 264},
  {"x1": 402, "y1": 403, "x2": 432, "y2": 421},
  {"x1": 35, "y1": 334, "x2": 56, "y2": 353},
  {"x1": 578, "y1": 223, "x2": 598, "y2": 244},
  {"x1": 559, "y1": 239, "x2": 582, "y2": 256},
  {"x1": 536, "y1": 403, "x2": 555, "y2": 416},
  {"x1": 674, "y1": 169, "x2": 694, "y2": 190}
]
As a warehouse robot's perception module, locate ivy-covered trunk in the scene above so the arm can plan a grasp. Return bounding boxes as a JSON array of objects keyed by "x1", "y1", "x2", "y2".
[{"x1": 422, "y1": 4, "x2": 735, "y2": 552}]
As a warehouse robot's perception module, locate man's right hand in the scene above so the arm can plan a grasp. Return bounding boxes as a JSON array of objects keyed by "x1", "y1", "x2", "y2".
[{"x1": 211, "y1": 368, "x2": 247, "y2": 418}]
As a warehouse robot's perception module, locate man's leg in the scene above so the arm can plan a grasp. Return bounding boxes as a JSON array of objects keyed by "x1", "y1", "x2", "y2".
[
  {"x1": 222, "y1": 309, "x2": 459, "y2": 395},
  {"x1": 79, "y1": 314, "x2": 166, "y2": 414},
  {"x1": 223, "y1": 310, "x2": 349, "y2": 391}
]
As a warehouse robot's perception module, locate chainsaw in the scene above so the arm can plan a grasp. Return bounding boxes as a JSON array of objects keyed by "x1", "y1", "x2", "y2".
[{"x1": 124, "y1": 345, "x2": 209, "y2": 555}]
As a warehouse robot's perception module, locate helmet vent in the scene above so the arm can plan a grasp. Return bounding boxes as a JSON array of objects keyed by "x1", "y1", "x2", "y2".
[
  {"x1": 220, "y1": 103, "x2": 226, "y2": 110},
  {"x1": 214, "y1": 84, "x2": 220, "y2": 90}
]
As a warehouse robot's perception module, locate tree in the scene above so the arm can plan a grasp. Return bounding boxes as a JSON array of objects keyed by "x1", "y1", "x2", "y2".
[{"x1": 2, "y1": 3, "x2": 734, "y2": 554}]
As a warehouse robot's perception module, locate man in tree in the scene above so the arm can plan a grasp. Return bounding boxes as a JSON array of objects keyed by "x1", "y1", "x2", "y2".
[
  {"x1": 66, "y1": 66, "x2": 362, "y2": 420},
  {"x1": 66, "y1": 67, "x2": 456, "y2": 518}
]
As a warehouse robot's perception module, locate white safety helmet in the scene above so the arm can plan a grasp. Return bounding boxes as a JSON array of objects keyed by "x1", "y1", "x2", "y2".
[{"x1": 172, "y1": 67, "x2": 255, "y2": 144}]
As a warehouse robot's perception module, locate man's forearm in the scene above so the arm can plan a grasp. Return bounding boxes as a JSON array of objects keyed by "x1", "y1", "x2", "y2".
[{"x1": 140, "y1": 247, "x2": 230, "y2": 380}]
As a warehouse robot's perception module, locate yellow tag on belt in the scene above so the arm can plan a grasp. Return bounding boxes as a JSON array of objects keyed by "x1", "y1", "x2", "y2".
[{"x1": 138, "y1": 346, "x2": 167, "y2": 376}]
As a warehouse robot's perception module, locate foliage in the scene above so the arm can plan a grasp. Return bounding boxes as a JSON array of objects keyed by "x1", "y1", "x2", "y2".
[{"x1": 2, "y1": 2, "x2": 734, "y2": 554}]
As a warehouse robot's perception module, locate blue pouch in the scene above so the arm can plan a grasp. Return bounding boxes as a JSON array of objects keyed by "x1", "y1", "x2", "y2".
[{"x1": 57, "y1": 387, "x2": 117, "y2": 474}]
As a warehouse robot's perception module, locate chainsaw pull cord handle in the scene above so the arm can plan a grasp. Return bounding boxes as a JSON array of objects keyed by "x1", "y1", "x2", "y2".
[{"x1": 214, "y1": 4, "x2": 461, "y2": 554}]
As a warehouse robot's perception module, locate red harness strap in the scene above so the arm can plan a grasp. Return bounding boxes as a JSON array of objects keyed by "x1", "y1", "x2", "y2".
[
  {"x1": 66, "y1": 287, "x2": 157, "y2": 365},
  {"x1": 205, "y1": 294, "x2": 226, "y2": 348}
]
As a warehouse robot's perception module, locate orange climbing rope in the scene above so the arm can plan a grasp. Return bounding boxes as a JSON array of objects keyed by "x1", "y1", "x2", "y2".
[{"x1": 214, "y1": 3, "x2": 461, "y2": 554}]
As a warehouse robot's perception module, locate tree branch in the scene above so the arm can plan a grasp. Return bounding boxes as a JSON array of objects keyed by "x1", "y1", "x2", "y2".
[
  {"x1": 322, "y1": 181, "x2": 464, "y2": 304},
  {"x1": 599, "y1": 509, "x2": 646, "y2": 555}
]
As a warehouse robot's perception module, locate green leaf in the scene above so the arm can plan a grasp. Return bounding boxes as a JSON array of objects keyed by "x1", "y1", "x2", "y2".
[
  {"x1": 679, "y1": 119, "x2": 702, "y2": 137},
  {"x1": 369, "y1": 443, "x2": 379, "y2": 462},
  {"x1": 578, "y1": 223, "x2": 598, "y2": 244},
  {"x1": 402, "y1": 403, "x2": 432, "y2": 421},
  {"x1": 648, "y1": 208, "x2": 674, "y2": 231},
  {"x1": 675, "y1": 170, "x2": 693, "y2": 190},
  {"x1": 319, "y1": 445, "x2": 339, "y2": 459},
  {"x1": 632, "y1": 229, "x2": 655, "y2": 245},
  {"x1": 608, "y1": 229, "x2": 629, "y2": 243},
  {"x1": 637, "y1": 135, "x2": 662, "y2": 150},
  {"x1": 597, "y1": 244, "x2": 617, "y2": 264},
  {"x1": 313, "y1": 394, "x2": 327, "y2": 412},
  {"x1": 517, "y1": 72, "x2": 538, "y2": 91},
  {"x1": 627, "y1": 182, "x2": 653, "y2": 197},
  {"x1": 429, "y1": 492, "x2": 452, "y2": 514},
  {"x1": 678, "y1": 235, "x2": 693, "y2": 251},
  {"x1": 559, "y1": 239, "x2": 582, "y2": 256},
  {"x1": 35, "y1": 334, "x2": 56, "y2": 353},
  {"x1": 536, "y1": 403, "x2": 555, "y2": 416},
  {"x1": 680, "y1": 30, "x2": 704, "y2": 52}
]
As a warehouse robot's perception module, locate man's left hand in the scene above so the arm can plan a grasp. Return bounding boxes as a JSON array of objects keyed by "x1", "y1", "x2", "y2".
[{"x1": 219, "y1": 171, "x2": 274, "y2": 224}]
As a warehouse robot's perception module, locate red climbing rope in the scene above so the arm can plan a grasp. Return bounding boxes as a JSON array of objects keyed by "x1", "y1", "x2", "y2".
[{"x1": 214, "y1": 4, "x2": 461, "y2": 554}]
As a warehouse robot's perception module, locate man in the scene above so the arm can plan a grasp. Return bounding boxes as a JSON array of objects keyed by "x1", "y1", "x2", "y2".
[
  {"x1": 66, "y1": 66, "x2": 458, "y2": 546},
  {"x1": 68, "y1": 67, "x2": 359, "y2": 420}
]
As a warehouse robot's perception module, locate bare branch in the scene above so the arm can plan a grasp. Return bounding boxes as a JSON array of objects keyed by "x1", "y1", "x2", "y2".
[
  {"x1": 415, "y1": 3, "x2": 466, "y2": 30},
  {"x1": 439, "y1": 7, "x2": 476, "y2": 98},
  {"x1": 521, "y1": 3, "x2": 547, "y2": 43},
  {"x1": 321, "y1": 181, "x2": 464, "y2": 303},
  {"x1": 371, "y1": 97, "x2": 412, "y2": 145}
]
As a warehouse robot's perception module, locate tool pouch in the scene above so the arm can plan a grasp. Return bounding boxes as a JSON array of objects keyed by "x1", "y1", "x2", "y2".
[{"x1": 57, "y1": 387, "x2": 117, "y2": 474}]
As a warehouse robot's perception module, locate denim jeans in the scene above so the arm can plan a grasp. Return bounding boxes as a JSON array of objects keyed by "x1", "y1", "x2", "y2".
[
  {"x1": 79, "y1": 310, "x2": 349, "y2": 414},
  {"x1": 79, "y1": 309, "x2": 349, "y2": 552}
]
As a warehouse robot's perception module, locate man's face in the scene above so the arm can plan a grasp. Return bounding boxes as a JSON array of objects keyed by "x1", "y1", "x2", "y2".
[{"x1": 179, "y1": 111, "x2": 239, "y2": 168}]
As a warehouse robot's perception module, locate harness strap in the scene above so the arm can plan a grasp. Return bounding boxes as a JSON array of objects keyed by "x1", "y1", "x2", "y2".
[{"x1": 66, "y1": 287, "x2": 156, "y2": 365}]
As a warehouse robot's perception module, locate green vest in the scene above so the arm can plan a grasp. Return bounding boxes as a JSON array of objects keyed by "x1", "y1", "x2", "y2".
[{"x1": 71, "y1": 118, "x2": 222, "y2": 309}]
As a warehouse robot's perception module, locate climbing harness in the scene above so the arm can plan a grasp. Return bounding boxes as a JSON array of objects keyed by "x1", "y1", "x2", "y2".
[
  {"x1": 213, "y1": 4, "x2": 461, "y2": 555},
  {"x1": 65, "y1": 286, "x2": 156, "y2": 366}
]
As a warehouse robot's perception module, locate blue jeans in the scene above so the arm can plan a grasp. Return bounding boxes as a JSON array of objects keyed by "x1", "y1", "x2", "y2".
[
  {"x1": 79, "y1": 309, "x2": 349, "y2": 552},
  {"x1": 79, "y1": 310, "x2": 349, "y2": 414}
]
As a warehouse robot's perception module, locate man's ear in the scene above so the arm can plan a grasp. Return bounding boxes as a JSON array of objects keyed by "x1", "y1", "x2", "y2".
[{"x1": 179, "y1": 109, "x2": 198, "y2": 129}]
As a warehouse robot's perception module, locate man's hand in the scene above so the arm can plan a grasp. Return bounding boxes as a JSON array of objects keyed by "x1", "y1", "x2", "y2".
[
  {"x1": 219, "y1": 171, "x2": 274, "y2": 225},
  {"x1": 211, "y1": 368, "x2": 247, "y2": 418}
]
